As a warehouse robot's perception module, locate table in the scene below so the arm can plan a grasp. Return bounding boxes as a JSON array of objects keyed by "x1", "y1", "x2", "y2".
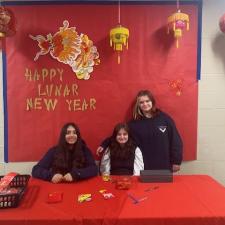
[{"x1": 1, "y1": 175, "x2": 225, "y2": 225}]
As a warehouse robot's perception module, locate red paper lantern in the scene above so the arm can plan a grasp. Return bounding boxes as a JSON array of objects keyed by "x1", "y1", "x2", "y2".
[
  {"x1": 0, "y1": 6, "x2": 16, "y2": 38},
  {"x1": 219, "y1": 13, "x2": 225, "y2": 33}
]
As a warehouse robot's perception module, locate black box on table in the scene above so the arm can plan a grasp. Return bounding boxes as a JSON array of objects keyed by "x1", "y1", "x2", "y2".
[{"x1": 140, "y1": 170, "x2": 173, "y2": 183}]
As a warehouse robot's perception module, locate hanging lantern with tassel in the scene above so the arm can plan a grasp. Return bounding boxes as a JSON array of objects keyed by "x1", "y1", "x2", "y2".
[
  {"x1": 167, "y1": 0, "x2": 189, "y2": 48},
  {"x1": 110, "y1": 25, "x2": 129, "y2": 64},
  {"x1": 0, "y1": 6, "x2": 16, "y2": 38},
  {"x1": 109, "y1": 0, "x2": 129, "y2": 64}
]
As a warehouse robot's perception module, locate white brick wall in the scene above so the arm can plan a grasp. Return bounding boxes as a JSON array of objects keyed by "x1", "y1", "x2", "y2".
[
  {"x1": 178, "y1": 0, "x2": 225, "y2": 185},
  {"x1": 0, "y1": 0, "x2": 225, "y2": 186}
]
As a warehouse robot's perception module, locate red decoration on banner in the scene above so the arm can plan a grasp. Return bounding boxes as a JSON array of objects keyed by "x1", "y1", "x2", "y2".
[{"x1": 169, "y1": 79, "x2": 183, "y2": 96}]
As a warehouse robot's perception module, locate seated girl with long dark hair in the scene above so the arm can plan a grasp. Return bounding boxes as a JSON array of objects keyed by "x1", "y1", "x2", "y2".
[
  {"x1": 100, "y1": 123, "x2": 144, "y2": 176},
  {"x1": 32, "y1": 122, "x2": 98, "y2": 183}
]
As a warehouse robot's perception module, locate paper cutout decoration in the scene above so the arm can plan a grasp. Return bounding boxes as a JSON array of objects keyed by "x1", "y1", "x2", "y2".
[
  {"x1": 29, "y1": 20, "x2": 100, "y2": 80},
  {"x1": 169, "y1": 79, "x2": 183, "y2": 96}
]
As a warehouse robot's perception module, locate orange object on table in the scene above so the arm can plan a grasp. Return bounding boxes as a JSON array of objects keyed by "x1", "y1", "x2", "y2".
[{"x1": 115, "y1": 176, "x2": 132, "y2": 190}]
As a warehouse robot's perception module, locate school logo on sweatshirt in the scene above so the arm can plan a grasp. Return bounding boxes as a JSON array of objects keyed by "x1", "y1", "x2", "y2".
[{"x1": 158, "y1": 126, "x2": 167, "y2": 133}]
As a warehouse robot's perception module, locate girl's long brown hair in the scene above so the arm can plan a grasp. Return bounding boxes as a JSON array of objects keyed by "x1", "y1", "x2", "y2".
[
  {"x1": 51, "y1": 122, "x2": 85, "y2": 174},
  {"x1": 133, "y1": 90, "x2": 159, "y2": 120}
]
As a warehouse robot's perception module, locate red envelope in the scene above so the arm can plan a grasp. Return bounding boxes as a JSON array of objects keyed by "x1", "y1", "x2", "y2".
[{"x1": 47, "y1": 192, "x2": 63, "y2": 203}]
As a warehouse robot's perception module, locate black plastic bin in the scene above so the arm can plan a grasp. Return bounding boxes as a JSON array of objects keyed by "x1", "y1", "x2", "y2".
[{"x1": 0, "y1": 174, "x2": 30, "y2": 209}]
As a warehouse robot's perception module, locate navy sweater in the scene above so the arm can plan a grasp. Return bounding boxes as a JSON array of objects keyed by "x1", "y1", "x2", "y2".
[
  {"x1": 32, "y1": 145, "x2": 98, "y2": 181},
  {"x1": 129, "y1": 111, "x2": 183, "y2": 170},
  {"x1": 102, "y1": 111, "x2": 183, "y2": 170}
]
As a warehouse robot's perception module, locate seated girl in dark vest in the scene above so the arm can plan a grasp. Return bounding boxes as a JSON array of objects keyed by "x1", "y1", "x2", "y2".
[
  {"x1": 100, "y1": 123, "x2": 144, "y2": 176},
  {"x1": 32, "y1": 122, "x2": 98, "y2": 183}
]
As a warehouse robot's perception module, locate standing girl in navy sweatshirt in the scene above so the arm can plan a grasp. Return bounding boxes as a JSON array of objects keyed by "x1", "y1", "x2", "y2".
[{"x1": 32, "y1": 122, "x2": 98, "y2": 183}]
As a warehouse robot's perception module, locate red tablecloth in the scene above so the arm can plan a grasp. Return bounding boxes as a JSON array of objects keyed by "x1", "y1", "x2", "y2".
[{"x1": 1, "y1": 175, "x2": 225, "y2": 225}]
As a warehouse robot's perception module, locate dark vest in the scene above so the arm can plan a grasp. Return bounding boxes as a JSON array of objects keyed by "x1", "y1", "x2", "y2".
[{"x1": 110, "y1": 151, "x2": 135, "y2": 175}]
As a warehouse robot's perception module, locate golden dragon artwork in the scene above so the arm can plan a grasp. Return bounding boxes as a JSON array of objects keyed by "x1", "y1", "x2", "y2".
[{"x1": 29, "y1": 20, "x2": 100, "y2": 80}]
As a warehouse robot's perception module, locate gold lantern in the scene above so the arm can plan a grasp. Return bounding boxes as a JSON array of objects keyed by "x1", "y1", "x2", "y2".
[
  {"x1": 167, "y1": 1, "x2": 189, "y2": 48},
  {"x1": 110, "y1": 25, "x2": 129, "y2": 64},
  {"x1": 109, "y1": 0, "x2": 129, "y2": 64}
]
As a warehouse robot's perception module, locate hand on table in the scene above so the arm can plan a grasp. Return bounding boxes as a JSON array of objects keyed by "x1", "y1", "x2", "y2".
[
  {"x1": 51, "y1": 173, "x2": 64, "y2": 183},
  {"x1": 63, "y1": 173, "x2": 73, "y2": 182},
  {"x1": 172, "y1": 164, "x2": 181, "y2": 172}
]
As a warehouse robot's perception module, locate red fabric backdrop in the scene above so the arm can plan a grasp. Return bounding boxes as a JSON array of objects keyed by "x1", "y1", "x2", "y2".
[{"x1": 4, "y1": 3, "x2": 199, "y2": 162}]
